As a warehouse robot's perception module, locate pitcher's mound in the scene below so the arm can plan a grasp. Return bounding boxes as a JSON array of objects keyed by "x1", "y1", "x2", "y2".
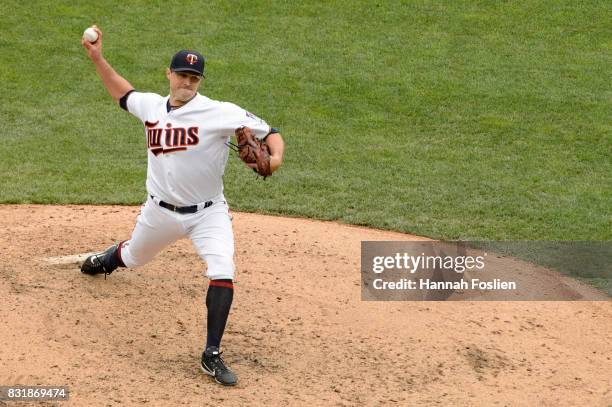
[{"x1": 0, "y1": 205, "x2": 610, "y2": 406}]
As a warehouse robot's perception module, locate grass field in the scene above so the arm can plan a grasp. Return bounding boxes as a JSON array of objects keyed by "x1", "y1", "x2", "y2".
[{"x1": 1, "y1": 1, "x2": 610, "y2": 247}]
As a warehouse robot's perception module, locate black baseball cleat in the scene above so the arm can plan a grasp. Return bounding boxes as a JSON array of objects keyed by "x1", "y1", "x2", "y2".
[
  {"x1": 80, "y1": 244, "x2": 121, "y2": 277},
  {"x1": 201, "y1": 347, "x2": 237, "y2": 386}
]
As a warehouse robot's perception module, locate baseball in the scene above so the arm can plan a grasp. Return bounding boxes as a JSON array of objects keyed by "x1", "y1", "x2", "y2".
[{"x1": 83, "y1": 27, "x2": 98, "y2": 43}]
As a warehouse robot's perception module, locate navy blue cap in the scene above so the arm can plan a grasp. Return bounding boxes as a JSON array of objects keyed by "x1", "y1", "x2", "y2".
[{"x1": 170, "y1": 50, "x2": 205, "y2": 77}]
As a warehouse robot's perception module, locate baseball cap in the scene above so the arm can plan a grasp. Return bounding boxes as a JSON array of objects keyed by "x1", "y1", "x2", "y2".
[{"x1": 170, "y1": 50, "x2": 205, "y2": 77}]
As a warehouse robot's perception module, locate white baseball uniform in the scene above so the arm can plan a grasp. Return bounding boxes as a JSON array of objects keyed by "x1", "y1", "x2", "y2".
[{"x1": 117, "y1": 91, "x2": 271, "y2": 280}]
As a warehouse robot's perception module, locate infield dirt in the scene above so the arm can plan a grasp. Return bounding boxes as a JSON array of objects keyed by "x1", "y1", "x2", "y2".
[{"x1": 0, "y1": 205, "x2": 610, "y2": 406}]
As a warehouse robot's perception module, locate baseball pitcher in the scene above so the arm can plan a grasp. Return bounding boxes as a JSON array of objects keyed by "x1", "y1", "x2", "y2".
[{"x1": 80, "y1": 26, "x2": 285, "y2": 386}]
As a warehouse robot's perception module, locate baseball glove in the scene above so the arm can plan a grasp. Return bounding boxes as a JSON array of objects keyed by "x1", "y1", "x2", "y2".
[{"x1": 233, "y1": 126, "x2": 272, "y2": 178}]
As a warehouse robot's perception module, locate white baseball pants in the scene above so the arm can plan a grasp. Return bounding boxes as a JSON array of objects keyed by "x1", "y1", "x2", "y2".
[{"x1": 119, "y1": 195, "x2": 235, "y2": 280}]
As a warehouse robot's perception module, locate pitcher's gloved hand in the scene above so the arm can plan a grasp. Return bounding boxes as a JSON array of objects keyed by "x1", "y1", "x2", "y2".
[{"x1": 235, "y1": 126, "x2": 272, "y2": 178}]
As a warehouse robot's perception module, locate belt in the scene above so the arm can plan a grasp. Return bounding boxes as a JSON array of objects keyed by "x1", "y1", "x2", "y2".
[{"x1": 150, "y1": 195, "x2": 213, "y2": 214}]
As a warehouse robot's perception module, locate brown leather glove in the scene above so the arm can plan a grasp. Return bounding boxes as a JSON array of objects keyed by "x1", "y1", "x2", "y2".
[{"x1": 234, "y1": 126, "x2": 272, "y2": 178}]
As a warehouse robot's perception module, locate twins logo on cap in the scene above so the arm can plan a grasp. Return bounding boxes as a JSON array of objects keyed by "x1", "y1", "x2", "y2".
[
  {"x1": 170, "y1": 50, "x2": 205, "y2": 76},
  {"x1": 186, "y1": 54, "x2": 198, "y2": 65}
]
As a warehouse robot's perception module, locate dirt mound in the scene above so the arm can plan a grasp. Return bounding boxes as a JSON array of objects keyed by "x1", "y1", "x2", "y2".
[{"x1": 0, "y1": 205, "x2": 610, "y2": 406}]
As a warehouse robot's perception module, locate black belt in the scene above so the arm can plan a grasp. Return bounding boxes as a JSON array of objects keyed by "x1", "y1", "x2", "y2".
[{"x1": 151, "y1": 195, "x2": 213, "y2": 214}]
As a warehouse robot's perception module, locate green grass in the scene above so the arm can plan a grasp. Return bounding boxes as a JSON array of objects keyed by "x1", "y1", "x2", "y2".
[{"x1": 0, "y1": 1, "x2": 610, "y2": 289}]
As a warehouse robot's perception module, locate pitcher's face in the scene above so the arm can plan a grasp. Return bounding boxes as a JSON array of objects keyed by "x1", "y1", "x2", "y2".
[{"x1": 166, "y1": 69, "x2": 202, "y2": 102}]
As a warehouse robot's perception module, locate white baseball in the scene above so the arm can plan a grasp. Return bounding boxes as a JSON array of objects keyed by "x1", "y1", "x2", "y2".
[{"x1": 83, "y1": 27, "x2": 98, "y2": 43}]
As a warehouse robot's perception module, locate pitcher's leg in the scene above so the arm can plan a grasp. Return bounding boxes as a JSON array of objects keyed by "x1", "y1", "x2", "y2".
[
  {"x1": 200, "y1": 277, "x2": 236, "y2": 386},
  {"x1": 81, "y1": 198, "x2": 185, "y2": 275},
  {"x1": 191, "y1": 203, "x2": 238, "y2": 386},
  {"x1": 120, "y1": 198, "x2": 186, "y2": 268},
  {"x1": 190, "y1": 203, "x2": 236, "y2": 280}
]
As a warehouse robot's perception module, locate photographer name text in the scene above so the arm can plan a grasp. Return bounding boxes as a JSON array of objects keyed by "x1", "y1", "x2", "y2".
[{"x1": 371, "y1": 278, "x2": 517, "y2": 291}]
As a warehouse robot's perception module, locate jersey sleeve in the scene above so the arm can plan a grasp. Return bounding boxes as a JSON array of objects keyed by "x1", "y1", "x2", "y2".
[
  {"x1": 124, "y1": 92, "x2": 164, "y2": 123},
  {"x1": 223, "y1": 103, "x2": 271, "y2": 140}
]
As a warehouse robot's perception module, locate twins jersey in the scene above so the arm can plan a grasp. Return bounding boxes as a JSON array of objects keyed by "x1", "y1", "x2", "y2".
[{"x1": 124, "y1": 92, "x2": 271, "y2": 206}]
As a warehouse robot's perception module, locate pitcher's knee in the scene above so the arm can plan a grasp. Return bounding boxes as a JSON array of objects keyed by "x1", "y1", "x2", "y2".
[{"x1": 205, "y1": 254, "x2": 235, "y2": 280}]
